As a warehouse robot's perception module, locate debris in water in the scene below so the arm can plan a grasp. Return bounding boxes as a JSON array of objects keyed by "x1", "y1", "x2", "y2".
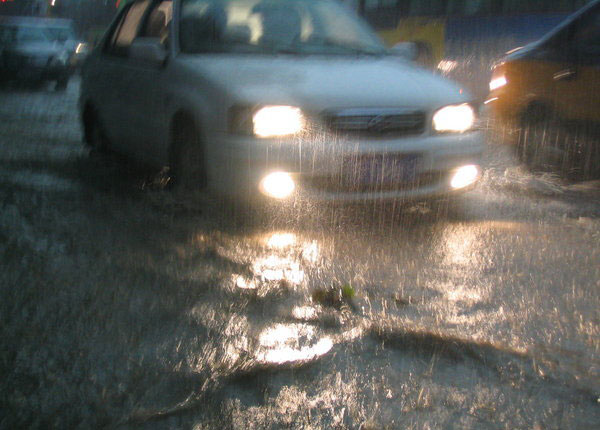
[{"x1": 312, "y1": 284, "x2": 356, "y2": 309}]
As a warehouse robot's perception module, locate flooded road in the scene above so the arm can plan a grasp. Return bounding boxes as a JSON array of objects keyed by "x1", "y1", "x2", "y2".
[{"x1": 0, "y1": 80, "x2": 599, "y2": 429}]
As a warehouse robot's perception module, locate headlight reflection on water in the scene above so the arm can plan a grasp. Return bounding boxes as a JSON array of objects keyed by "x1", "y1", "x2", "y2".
[
  {"x1": 253, "y1": 255, "x2": 304, "y2": 284},
  {"x1": 292, "y1": 305, "x2": 319, "y2": 320},
  {"x1": 450, "y1": 165, "x2": 480, "y2": 189},
  {"x1": 257, "y1": 323, "x2": 333, "y2": 364},
  {"x1": 232, "y1": 233, "x2": 322, "y2": 291},
  {"x1": 245, "y1": 232, "x2": 321, "y2": 287},
  {"x1": 266, "y1": 232, "x2": 297, "y2": 248},
  {"x1": 439, "y1": 228, "x2": 487, "y2": 303},
  {"x1": 260, "y1": 172, "x2": 296, "y2": 199},
  {"x1": 443, "y1": 227, "x2": 479, "y2": 267},
  {"x1": 234, "y1": 274, "x2": 258, "y2": 290},
  {"x1": 228, "y1": 233, "x2": 331, "y2": 364},
  {"x1": 445, "y1": 284, "x2": 483, "y2": 303},
  {"x1": 259, "y1": 232, "x2": 304, "y2": 283}
]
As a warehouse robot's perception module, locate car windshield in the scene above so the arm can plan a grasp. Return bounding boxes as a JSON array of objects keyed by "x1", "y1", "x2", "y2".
[
  {"x1": 0, "y1": 25, "x2": 50, "y2": 44},
  {"x1": 16, "y1": 26, "x2": 50, "y2": 44},
  {"x1": 179, "y1": 0, "x2": 388, "y2": 55},
  {"x1": 43, "y1": 26, "x2": 76, "y2": 43}
]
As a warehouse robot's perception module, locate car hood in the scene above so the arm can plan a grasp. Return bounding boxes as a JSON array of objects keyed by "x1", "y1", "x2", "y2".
[
  {"x1": 58, "y1": 39, "x2": 80, "y2": 51},
  {"x1": 11, "y1": 41, "x2": 63, "y2": 56},
  {"x1": 503, "y1": 40, "x2": 543, "y2": 62},
  {"x1": 180, "y1": 55, "x2": 470, "y2": 111}
]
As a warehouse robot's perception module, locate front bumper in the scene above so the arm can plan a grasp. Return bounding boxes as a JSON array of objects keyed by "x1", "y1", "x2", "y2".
[
  {"x1": 210, "y1": 130, "x2": 484, "y2": 203},
  {"x1": 2, "y1": 54, "x2": 72, "y2": 82},
  {"x1": 20, "y1": 64, "x2": 71, "y2": 81}
]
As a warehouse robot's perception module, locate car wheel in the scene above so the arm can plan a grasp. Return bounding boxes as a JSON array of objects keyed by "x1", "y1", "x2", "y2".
[
  {"x1": 563, "y1": 125, "x2": 600, "y2": 180},
  {"x1": 170, "y1": 119, "x2": 207, "y2": 190},
  {"x1": 516, "y1": 118, "x2": 599, "y2": 180},
  {"x1": 86, "y1": 112, "x2": 110, "y2": 153},
  {"x1": 516, "y1": 107, "x2": 572, "y2": 176}
]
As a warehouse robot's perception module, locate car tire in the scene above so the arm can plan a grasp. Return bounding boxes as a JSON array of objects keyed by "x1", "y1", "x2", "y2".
[
  {"x1": 516, "y1": 106, "x2": 571, "y2": 176},
  {"x1": 86, "y1": 112, "x2": 110, "y2": 154},
  {"x1": 170, "y1": 119, "x2": 207, "y2": 190},
  {"x1": 516, "y1": 110, "x2": 599, "y2": 180}
]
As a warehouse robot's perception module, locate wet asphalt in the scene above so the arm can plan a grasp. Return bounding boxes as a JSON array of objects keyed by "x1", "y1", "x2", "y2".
[{"x1": 0, "y1": 79, "x2": 599, "y2": 429}]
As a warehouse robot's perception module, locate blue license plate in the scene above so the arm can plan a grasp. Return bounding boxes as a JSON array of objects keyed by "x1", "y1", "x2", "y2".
[{"x1": 344, "y1": 154, "x2": 420, "y2": 185}]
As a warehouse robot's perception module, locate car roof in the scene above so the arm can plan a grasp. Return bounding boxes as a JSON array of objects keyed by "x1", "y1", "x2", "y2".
[
  {"x1": 537, "y1": 0, "x2": 600, "y2": 44},
  {"x1": 0, "y1": 16, "x2": 74, "y2": 29}
]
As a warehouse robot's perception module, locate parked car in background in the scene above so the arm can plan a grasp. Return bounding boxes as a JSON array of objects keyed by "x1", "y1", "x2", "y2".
[
  {"x1": 0, "y1": 16, "x2": 75, "y2": 90},
  {"x1": 80, "y1": 0, "x2": 483, "y2": 204},
  {"x1": 40, "y1": 18, "x2": 89, "y2": 69},
  {"x1": 487, "y1": 0, "x2": 600, "y2": 179}
]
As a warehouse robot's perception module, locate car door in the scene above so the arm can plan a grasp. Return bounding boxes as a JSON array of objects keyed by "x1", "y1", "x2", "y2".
[
  {"x1": 547, "y1": 4, "x2": 600, "y2": 123},
  {"x1": 0, "y1": 26, "x2": 22, "y2": 77},
  {"x1": 0, "y1": 26, "x2": 10, "y2": 76},
  {"x1": 97, "y1": 0, "x2": 152, "y2": 155},
  {"x1": 122, "y1": 0, "x2": 174, "y2": 165}
]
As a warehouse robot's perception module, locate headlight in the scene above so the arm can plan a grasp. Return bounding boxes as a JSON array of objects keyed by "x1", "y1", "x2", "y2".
[
  {"x1": 432, "y1": 104, "x2": 475, "y2": 133},
  {"x1": 489, "y1": 76, "x2": 507, "y2": 91},
  {"x1": 253, "y1": 106, "x2": 304, "y2": 137}
]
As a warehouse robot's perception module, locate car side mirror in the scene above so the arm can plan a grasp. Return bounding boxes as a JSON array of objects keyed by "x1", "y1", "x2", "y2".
[
  {"x1": 130, "y1": 37, "x2": 167, "y2": 64},
  {"x1": 390, "y1": 42, "x2": 419, "y2": 62},
  {"x1": 391, "y1": 41, "x2": 435, "y2": 68},
  {"x1": 224, "y1": 24, "x2": 251, "y2": 43}
]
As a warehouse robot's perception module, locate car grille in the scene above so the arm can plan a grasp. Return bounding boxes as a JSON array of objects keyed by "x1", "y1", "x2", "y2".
[
  {"x1": 322, "y1": 108, "x2": 426, "y2": 138},
  {"x1": 303, "y1": 171, "x2": 444, "y2": 193}
]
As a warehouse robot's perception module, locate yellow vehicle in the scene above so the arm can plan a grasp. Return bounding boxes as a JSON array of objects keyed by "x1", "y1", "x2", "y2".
[
  {"x1": 487, "y1": 0, "x2": 600, "y2": 178},
  {"x1": 356, "y1": 0, "x2": 593, "y2": 99}
]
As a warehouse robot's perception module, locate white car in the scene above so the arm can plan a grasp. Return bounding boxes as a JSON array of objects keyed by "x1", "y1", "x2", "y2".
[{"x1": 80, "y1": 0, "x2": 483, "y2": 203}]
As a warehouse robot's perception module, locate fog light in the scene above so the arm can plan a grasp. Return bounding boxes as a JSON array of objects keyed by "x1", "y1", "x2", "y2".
[
  {"x1": 260, "y1": 172, "x2": 295, "y2": 199},
  {"x1": 450, "y1": 165, "x2": 480, "y2": 189}
]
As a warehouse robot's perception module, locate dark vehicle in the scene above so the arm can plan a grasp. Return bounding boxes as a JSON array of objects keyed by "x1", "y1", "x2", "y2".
[
  {"x1": 40, "y1": 18, "x2": 89, "y2": 68},
  {"x1": 0, "y1": 16, "x2": 74, "y2": 90},
  {"x1": 487, "y1": 0, "x2": 600, "y2": 178}
]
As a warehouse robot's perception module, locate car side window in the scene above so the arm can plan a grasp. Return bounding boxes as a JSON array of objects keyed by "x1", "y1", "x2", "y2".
[
  {"x1": 107, "y1": 0, "x2": 152, "y2": 57},
  {"x1": 569, "y1": 7, "x2": 600, "y2": 63},
  {"x1": 140, "y1": 0, "x2": 173, "y2": 46}
]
